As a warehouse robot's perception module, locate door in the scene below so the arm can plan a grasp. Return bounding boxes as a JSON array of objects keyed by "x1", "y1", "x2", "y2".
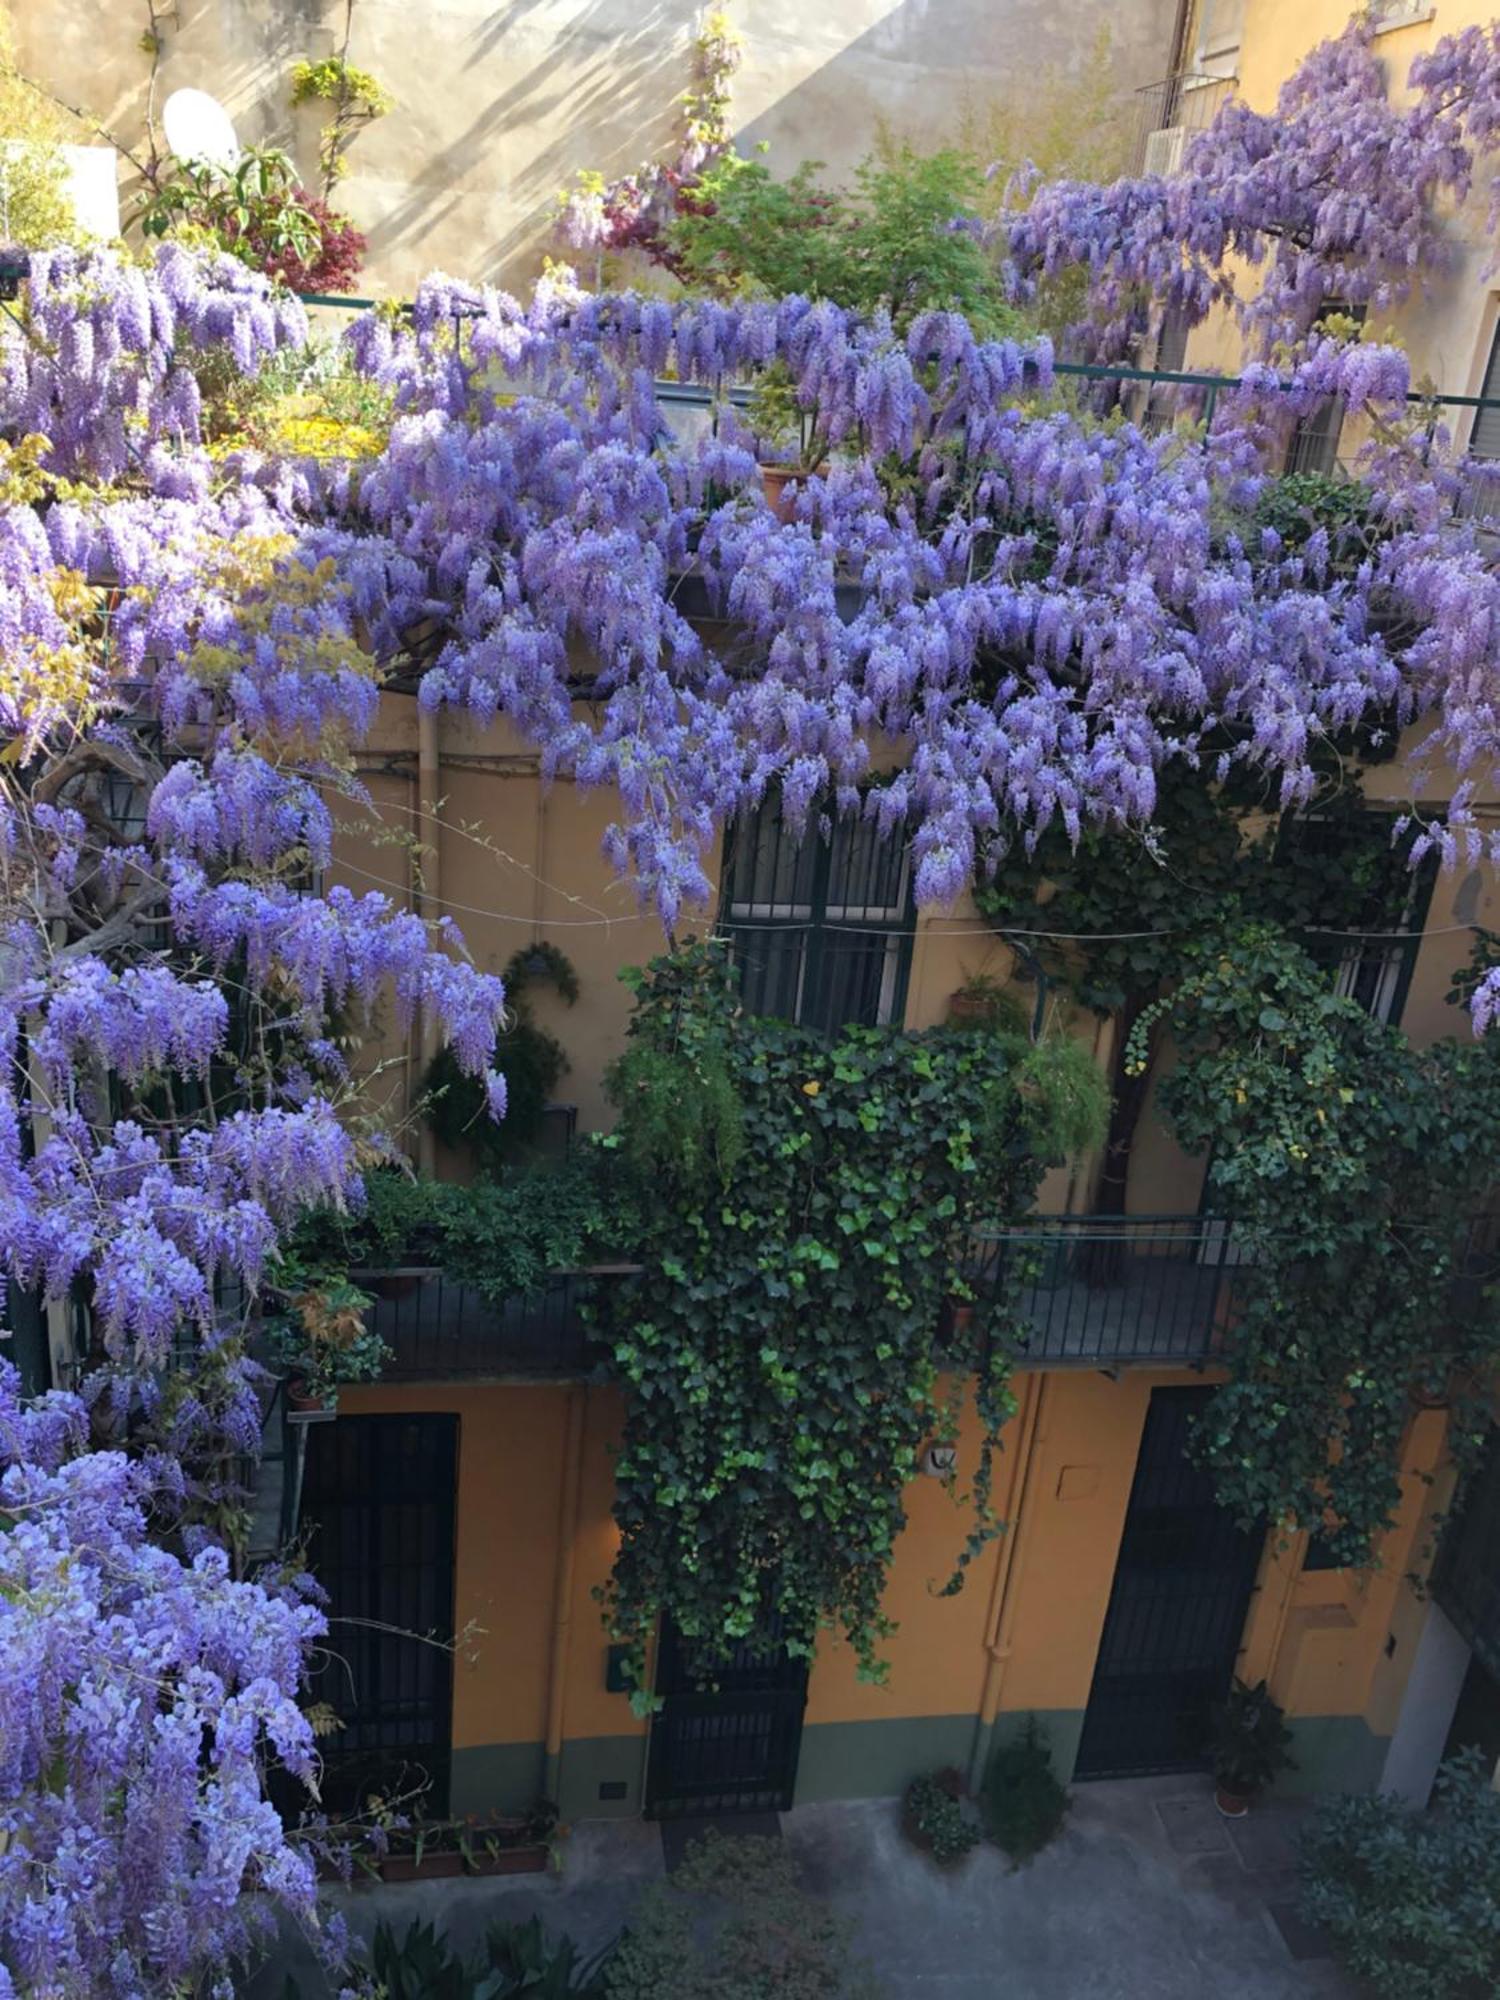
[
  {"x1": 300, "y1": 1413, "x2": 458, "y2": 1816},
  {"x1": 1074, "y1": 1387, "x2": 1263, "y2": 1779},
  {"x1": 645, "y1": 1618, "x2": 809, "y2": 1818}
]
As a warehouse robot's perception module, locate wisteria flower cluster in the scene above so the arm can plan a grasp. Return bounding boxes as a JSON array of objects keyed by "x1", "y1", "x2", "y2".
[
  {"x1": 553, "y1": 8, "x2": 743, "y2": 273},
  {"x1": 1010, "y1": 22, "x2": 1500, "y2": 361},
  {"x1": 0, "y1": 1361, "x2": 330, "y2": 1998}
]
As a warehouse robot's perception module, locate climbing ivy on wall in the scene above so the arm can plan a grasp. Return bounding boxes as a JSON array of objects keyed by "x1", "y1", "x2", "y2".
[
  {"x1": 1138, "y1": 925, "x2": 1500, "y2": 1565},
  {"x1": 598, "y1": 941, "x2": 1107, "y2": 1694}
]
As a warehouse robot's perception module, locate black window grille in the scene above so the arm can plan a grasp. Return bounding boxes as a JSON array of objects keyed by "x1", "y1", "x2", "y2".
[
  {"x1": 1286, "y1": 811, "x2": 1437, "y2": 1029},
  {"x1": 720, "y1": 797, "x2": 914, "y2": 1032},
  {"x1": 299, "y1": 1413, "x2": 458, "y2": 1816}
]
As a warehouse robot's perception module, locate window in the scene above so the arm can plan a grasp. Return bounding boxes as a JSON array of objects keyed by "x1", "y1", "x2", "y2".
[
  {"x1": 720, "y1": 797, "x2": 914, "y2": 1032},
  {"x1": 1468, "y1": 312, "x2": 1500, "y2": 463},
  {"x1": 1285, "y1": 304, "x2": 1367, "y2": 476},
  {"x1": 1142, "y1": 307, "x2": 1192, "y2": 432},
  {"x1": 1192, "y1": 0, "x2": 1245, "y2": 74},
  {"x1": 1288, "y1": 812, "x2": 1437, "y2": 1028}
]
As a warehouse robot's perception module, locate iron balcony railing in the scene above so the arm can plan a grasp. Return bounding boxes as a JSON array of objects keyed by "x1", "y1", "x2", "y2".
[
  {"x1": 1131, "y1": 71, "x2": 1237, "y2": 175},
  {"x1": 353, "y1": 1264, "x2": 640, "y2": 1381},
  {"x1": 968, "y1": 1214, "x2": 1240, "y2": 1368}
]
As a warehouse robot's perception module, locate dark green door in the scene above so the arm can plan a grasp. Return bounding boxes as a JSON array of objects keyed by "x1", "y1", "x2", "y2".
[{"x1": 1075, "y1": 1387, "x2": 1263, "y2": 1778}]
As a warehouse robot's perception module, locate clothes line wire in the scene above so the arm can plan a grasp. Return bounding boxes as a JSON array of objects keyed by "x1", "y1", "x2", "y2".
[{"x1": 330, "y1": 858, "x2": 1485, "y2": 943}]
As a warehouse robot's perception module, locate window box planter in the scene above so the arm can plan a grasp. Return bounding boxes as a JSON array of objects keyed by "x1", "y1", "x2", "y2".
[
  {"x1": 462, "y1": 1842, "x2": 550, "y2": 1877},
  {"x1": 379, "y1": 1847, "x2": 465, "y2": 1882}
]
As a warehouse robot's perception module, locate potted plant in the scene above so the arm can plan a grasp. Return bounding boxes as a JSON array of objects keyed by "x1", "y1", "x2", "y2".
[
  {"x1": 459, "y1": 1798, "x2": 559, "y2": 1876},
  {"x1": 946, "y1": 973, "x2": 1026, "y2": 1031},
  {"x1": 266, "y1": 1274, "x2": 389, "y2": 1420},
  {"x1": 901, "y1": 1767, "x2": 982, "y2": 1867},
  {"x1": 748, "y1": 361, "x2": 824, "y2": 521},
  {"x1": 1210, "y1": 1678, "x2": 1294, "y2": 1818},
  {"x1": 379, "y1": 1816, "x2": 466, "y2": 1881}
]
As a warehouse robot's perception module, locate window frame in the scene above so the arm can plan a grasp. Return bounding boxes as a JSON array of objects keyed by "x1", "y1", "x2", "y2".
[{"x1": 718, "y1": 796, "x2": 916, "y2": 1034}]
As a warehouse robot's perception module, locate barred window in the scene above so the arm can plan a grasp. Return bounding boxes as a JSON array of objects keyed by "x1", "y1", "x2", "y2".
[
  {"x1": 720, "y1": 798, "x2": 914, "y2": 1032},
  {"x1": 1287, "y1": 811, "x2": 1437, "y2": 1028}
]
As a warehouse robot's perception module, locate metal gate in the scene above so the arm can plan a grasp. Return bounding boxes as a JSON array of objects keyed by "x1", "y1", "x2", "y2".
[
  {"x1": 300, "y1": 1413, "x2": 458, "y2": 1816},
  {"x1": 1074, "y1": 1386, "x2": 1263, "y2": 1779},
  {"x1": 645, "y1": 1618, "x2": 809, "y2": 1818}
]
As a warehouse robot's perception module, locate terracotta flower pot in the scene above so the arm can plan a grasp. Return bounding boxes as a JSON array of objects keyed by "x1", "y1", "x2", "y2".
[
  {"x1": 285, "y1": 1376, "x2": 335, "y2": 1424},
  {"x1": 759, "y1": 462, "x2": 826, "y2": 523},
  {"x1": 947, "y1": 991, "x2": 996, "y2": 1024},
  {"x1": 1214, "y1": 1785, "x2": 1252, "y2": 1819}
]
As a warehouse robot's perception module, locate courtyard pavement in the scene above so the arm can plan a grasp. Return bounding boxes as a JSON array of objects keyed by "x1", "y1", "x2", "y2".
[{"x1": 250, "y1": 1775, "x2": 1358, "y2": 1997}]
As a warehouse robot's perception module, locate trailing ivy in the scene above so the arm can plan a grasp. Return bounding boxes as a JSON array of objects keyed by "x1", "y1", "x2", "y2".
[
  {"x1": 599, "y1": 941, "x2": 1106, "y2": 1693},
  {"x1": 1137, "y1": 925, "x2": 1500, "y2": 1563},
  {"x1": 284, "y1": 1148, "x2": 634, "y2": 1307}
]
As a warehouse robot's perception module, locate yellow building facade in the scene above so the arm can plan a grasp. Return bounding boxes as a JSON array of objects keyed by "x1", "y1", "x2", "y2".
[
  {"x1": 299, "y1": 649, "x2": 1497, "y2": 1823},
  {"x1": 282, "y1": 4, "x2": 1500, "y2": 1828}
]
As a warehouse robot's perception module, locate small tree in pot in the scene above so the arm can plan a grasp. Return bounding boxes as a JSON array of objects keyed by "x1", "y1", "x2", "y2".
[{"x1": 1211, "y1": 1678, "x2": 1294, "y2": 1818}]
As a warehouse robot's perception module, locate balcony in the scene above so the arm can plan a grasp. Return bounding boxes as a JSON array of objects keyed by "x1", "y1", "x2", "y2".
[
  {"x1": 968, "y1": 1214, "x2": 1239, "y2": 1369},
  {"x1": 1130, "y1": 72, "x2": 1237, "y2": 176},
  {"x1": 354, "y1": 1264, "x2": 640, "y2": 1381}
]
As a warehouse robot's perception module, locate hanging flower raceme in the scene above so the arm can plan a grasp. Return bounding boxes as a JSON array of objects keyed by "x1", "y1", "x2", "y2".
[
  {"x1": 1009, "y1": 22, "x2": 1500, "y2": 361},
  {"x1": 0, "y1": 1361, "x2": 333, "y2": 1999}
]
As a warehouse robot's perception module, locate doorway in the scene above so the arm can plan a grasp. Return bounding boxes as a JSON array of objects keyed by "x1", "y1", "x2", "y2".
[
  {"x1": 645, "y1": 1617, "x2": 809, "y2": 1818},
  {"x1": 300, "y1": 1413, "x2": 459, "y2": 1815},
  {"x1": 1074, "y1": 1386, "x2": 1264, "y2": 1778}
]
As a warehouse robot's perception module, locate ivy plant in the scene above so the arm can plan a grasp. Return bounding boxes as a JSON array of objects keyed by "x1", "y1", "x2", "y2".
[
  {"x1": 598, "y1": 941, "x2": 1106, "y2": 1692},
  {"x1": 977, "y1": 724, "x2": 1422, "y2": 1216},
  {"x1": 1139, "y1": 924, "x2": 1500, "y2": 1563}
]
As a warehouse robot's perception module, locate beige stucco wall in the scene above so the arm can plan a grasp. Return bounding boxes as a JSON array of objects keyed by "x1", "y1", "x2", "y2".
[
  {"x1": 20, "y1": 0, "x2": 1179, "y2": 295},
  {"x1": 1182, "y1": 3, "x2": 1500, "y2": 417}
]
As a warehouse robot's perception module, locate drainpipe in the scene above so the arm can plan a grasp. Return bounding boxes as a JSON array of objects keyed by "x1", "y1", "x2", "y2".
[
  {"x1": 416, "y1": 704, "x2": 440, "y2": 1175},
  {"x1": 967, "y1": 1372, "x2": 1049, "y2": 1790},
  {"x1": 542, "y1": 1384, "x2": 588, "y2": 1806}
]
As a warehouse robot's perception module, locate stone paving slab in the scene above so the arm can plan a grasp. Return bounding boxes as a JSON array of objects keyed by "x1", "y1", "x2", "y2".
[{"x1": 247, "y1": 1778, "x2": 1357, "y2": 1998}]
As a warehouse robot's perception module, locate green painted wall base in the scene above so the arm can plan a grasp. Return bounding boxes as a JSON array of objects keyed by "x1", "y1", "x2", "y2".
[
  {"x1": 450, "y1": 1709, "x2": 1390, "y2": 1824},
  {"x1": 1277, "y1": 1715, "x2": 1390, "y2": 1798},
  {"x1": 450, "y1": 1740, "x2": 545, "y2": 1819},
  {"x1": 453, "y1": 1734, "x2": 645, "y2": 1820},
  {"x1": 557, "y1": 1734, "x2": 648, "y2": 1820},
  {"x1": 794, "y1": 1715, "x2": 976, "y2": 1805}
]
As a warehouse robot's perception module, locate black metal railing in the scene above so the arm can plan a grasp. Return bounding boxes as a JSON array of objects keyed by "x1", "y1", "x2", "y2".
[
  {"x1": 354, "y1": 1264, "x2": 639, "y2": 1380},
  {"x1": 968, "y1": 1214, "x2": 1239, "y2": 1368},
  {"x1": 1131, "y1": 71, "x2": 1237, "y2": 174}
]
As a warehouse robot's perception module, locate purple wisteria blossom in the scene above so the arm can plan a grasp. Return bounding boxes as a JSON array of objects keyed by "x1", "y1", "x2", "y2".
[
  {"x1": 0, "y1": 1361, "x2": 329, "y2": 1998},
  {"x1": 1010, "y1": 22, "x2": 1500, "y2": 362}
]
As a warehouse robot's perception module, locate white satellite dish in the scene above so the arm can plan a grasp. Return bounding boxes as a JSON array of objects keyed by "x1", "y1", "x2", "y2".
[{"x1": 162, "y1": 89, "x2": 241, "y2": 169}]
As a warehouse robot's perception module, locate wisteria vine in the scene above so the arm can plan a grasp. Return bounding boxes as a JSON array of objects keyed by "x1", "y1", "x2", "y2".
[
  {"x1": 5, "y1": 75, "x2": 1500, "y2": 1968},
  {"x1": 1010, "y1": 21, "x2": 1500, "y2": 361}
]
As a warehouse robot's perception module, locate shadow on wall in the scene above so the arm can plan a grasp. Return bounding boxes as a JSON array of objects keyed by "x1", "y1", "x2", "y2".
[
  {"x1": 16, "y1": 0, "x2": 1178, "y2": 290},
  {"x1": 734, "y1": 0, "x2": 1179, "y2": 176},
  {"x1": 361, "y1": 0, "x2": 688, "y2": 277}
]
